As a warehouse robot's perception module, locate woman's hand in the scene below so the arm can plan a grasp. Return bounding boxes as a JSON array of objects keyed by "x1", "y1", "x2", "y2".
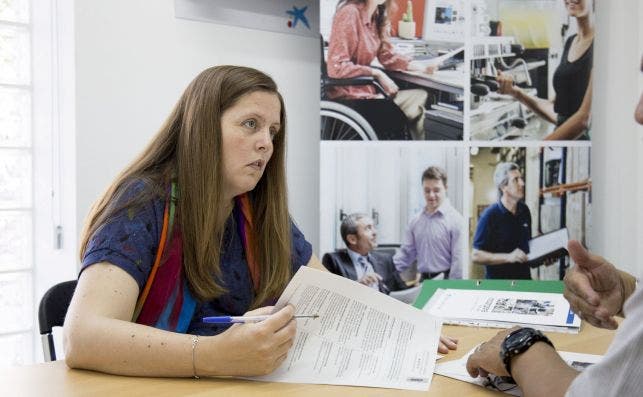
[
  {"x1": 497, "y1": 72, "x2": 519, "y2": 97},
  {"x1": 438, "y1": 335, "x2": 459, "y2": 354},
  {"x1": 408, "y1": 60, "x2": 440, "y2": 75},
  {"x1": 207, "y1": 305, "x2": 297, "y2": 376},
  {"x1": 372, "y1": 68, "x2": 399, "y2": 97}
]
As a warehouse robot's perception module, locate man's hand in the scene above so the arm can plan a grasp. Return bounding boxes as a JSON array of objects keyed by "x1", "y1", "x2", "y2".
[
  {"x1": 466, "y1": 327, "x2": 517, "y2": 378},
  {"x1": 358, "y1": 272, "x2": 382, "y2": 286},
  {"x1": 563, "y1": 240, "x2": 626, "y2": 329},
  {"x1": 506, "y1": 248, "x2": 528, "y2": 263}
]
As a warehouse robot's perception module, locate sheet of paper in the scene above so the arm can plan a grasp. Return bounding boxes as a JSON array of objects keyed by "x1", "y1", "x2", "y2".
[
  {"x1": 247, "y1": 267, "x2": 443, "y2": 391},
  {"x1": 418, "y1": 46, "x2": 464, "y2": 67},
  {"x1": 423, "y1": 289, "x2": 580, "y2": 332},
  {"x1": 434, "y1": 345, "x2": 602, "y2": 396},
  {"x1": 528, "y1": 228, "x2": 569, "y2": 261}
]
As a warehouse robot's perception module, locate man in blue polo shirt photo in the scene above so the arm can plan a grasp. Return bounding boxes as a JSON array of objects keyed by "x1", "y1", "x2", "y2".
[{"x1": 471, "y1": 162, "x2": 532, "y2": 279}]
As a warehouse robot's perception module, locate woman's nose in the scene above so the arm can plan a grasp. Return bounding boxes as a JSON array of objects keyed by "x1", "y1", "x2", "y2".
[{"x1": 256, "y1": 128, "x2": 273, "y2": 152}]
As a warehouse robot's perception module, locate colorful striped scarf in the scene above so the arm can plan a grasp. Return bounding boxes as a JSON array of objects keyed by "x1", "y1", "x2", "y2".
[{"x1": 133, "y1": 184, "x2": 257, "y2": 332}]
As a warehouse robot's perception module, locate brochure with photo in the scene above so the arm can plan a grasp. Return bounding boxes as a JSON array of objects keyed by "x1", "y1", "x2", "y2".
[{"x1": 423, "y1": 288, "x2": 581, "y2": 333}]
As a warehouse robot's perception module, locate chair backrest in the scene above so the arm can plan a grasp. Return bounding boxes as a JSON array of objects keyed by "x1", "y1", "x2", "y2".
[{"x1": 38, "y1": 280, "x2": 77, "y2": 361}]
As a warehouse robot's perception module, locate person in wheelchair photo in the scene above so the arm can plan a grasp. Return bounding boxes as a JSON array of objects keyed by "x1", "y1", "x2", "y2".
[{"x1": 321, "y1": 0, "x2": 440, "y2": 141}]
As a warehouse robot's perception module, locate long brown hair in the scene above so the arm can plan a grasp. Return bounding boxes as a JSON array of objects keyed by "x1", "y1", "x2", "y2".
[
  {"x1": 336, "y1": 0, "x2": 395, "y2": 39},
  {"x1": 79, "y1": 66, "x2": 292, "y2": 307}
]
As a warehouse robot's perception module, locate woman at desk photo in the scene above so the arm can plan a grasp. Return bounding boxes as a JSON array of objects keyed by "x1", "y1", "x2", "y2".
[
  {"x1": 497, "y1": 0, "x2": 593, "y2": 141},
  {"x1": 63, "y1": 65, "x2": 457, "y2": 379},
  {"x1": 327, "y1": 0, "x2": 440, "y2": 140}
]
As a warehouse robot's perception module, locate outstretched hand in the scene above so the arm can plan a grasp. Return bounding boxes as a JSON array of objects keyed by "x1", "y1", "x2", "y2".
[{"x1": 563, "y1": 240, "x2": 624, "y2": 329}]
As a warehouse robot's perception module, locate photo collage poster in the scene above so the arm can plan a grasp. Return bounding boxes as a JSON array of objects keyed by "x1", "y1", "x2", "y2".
[{"x1": 319, "y1": 0, "x2": 593, "y2": 281}]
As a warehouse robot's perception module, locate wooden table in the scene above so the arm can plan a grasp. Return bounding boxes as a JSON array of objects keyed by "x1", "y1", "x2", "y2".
[{"x1": 3, "y1": 323, "x2": 615, "y2": 397}]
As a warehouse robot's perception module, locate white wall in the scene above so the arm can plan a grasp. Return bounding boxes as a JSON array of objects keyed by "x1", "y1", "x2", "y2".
[
  {"x1": 591, "y1": 0, "x2": 643, "y2": 276},
  {"x1": 74, "y1": 0, "x2": 320, "y2": 255}
]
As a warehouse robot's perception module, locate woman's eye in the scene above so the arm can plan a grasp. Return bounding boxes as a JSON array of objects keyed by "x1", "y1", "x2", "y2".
[
  {"x1": 270, "y1": 128, "x2": 278, "y2": 140},
  {"x1": 243, "y1": 119, "x2": 257, "y2": 129}
]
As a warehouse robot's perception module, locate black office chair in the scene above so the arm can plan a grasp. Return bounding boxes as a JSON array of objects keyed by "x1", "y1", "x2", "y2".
[
  {"x1": 320, "y1": 36, "x2": 411, "y2": 140},
  {"x1": 38, "y1": 280, "x2": 77, "y2": 361}
]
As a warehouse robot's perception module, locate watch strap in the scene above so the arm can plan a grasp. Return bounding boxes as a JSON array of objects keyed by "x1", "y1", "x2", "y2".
[{"x1": 501, "y1": 327, "x2": 554, "y2": 376}]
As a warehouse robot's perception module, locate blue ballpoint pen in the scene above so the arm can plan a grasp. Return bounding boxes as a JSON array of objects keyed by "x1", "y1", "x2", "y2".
[{"x1": 203, "y1": 314, "x2": 319, "y2": 324}]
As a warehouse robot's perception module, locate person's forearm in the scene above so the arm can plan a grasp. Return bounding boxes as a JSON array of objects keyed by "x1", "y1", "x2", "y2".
[
  {"x1": 513, "y1": 89, "x2": 557, "y2": 124},
  {"x1": 65, "y1": 315, "x2": 206, "y2": 377},
  {"x1": 393, "y1": 250, "x2": 416, "y2": 272},
  {"x1": 543, "y1": 110, "x2": 590, "y2": 140},
  {"x1": 471, "y1": 249, "x2": 513, "y2": 265},
  {"x1": 511, "y1": 342, "x2": 579, "y2": 397}
]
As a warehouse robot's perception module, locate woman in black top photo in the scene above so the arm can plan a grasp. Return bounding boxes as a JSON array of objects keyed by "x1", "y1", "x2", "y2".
[{"x1": 497, "y1": 0, "x2": 594, "y2": 140}]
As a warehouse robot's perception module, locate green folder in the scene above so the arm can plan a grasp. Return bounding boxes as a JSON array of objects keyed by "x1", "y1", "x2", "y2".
[{"x1": 412, "y1": 280, "x2": 564, "y2": 309}]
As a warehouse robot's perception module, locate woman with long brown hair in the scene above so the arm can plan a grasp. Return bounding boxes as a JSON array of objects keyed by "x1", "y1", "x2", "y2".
[{"x1": 64, "y1": 65, "x2": 326, "y2": 377}]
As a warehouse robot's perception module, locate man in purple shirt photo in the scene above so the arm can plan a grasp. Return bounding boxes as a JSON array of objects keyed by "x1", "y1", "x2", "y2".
[{"x1": 393, "y1": 166, "x2": 465, "y2": 280}]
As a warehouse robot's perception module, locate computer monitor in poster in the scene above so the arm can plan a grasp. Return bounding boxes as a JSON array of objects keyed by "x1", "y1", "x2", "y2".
[{"x1": 423, "y1": 0, "x2": 465, "y2": 43}]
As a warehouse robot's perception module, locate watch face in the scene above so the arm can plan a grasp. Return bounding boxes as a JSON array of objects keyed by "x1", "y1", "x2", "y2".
[
  {"x1": 503, "y1": 328, "x2": 540, "y2": 353},
  {"x1": 510, "y1": 329, "x2": 534, "y2": 346}
]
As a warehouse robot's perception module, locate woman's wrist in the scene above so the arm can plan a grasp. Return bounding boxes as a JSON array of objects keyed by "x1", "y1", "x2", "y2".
[
  {"x1": 193, "y1": 334, "x2": 219, "y2": 377},
  {"x1": 510, "y1": 86, "x2": 523, "y2": 100}
]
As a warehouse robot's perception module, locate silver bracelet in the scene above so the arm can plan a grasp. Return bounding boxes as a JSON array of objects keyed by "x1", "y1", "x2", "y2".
[{"x1": 191, "y1": 335, "x2": 200, "y2": 379}]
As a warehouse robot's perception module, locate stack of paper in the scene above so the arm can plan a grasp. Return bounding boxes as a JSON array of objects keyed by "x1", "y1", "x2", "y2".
[
  {"x1": 423, "y1": 288, "x2": 581, "y2": 333},
  {"x1": 247, "y1": 267, "x2": 444, "y2": 391}
]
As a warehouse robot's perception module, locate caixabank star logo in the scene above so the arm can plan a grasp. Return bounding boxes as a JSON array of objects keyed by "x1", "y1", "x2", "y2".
[{"x1": 286, "y1": 5, "x2": 310, "y2": 29}]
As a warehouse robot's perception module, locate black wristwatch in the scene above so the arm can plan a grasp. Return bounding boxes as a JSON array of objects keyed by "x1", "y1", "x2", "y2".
[{"x1": 500, "y1": 327, "x2": 554, "y2": 376}]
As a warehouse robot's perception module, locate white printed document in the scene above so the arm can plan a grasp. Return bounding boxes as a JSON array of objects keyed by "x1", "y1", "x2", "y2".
[
  {"x1": 434, "y1": 345, "x2": 602, "y2": 396},
  {"x1": 423, "y1": 289, "x2": 581, "y2": 333},
  {"x1": 247, "y1": 267, "x2": 443, "y2": 391}
]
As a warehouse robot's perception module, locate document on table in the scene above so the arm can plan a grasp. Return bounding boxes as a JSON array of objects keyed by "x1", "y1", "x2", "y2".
[
  {"x1": 423, "y1": 289, "x2": 581, "y2": 333},
  {"x1": 434, "y1": 345, "x2": 602, "y2": 396},
  {"x1": 247, "y1": 266, "x2": 443, "y2": 391}
]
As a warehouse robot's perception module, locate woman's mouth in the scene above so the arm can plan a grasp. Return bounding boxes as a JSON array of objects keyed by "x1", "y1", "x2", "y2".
[{"x1": 248, "y1": 160, "x2": 264, "y2": 170}]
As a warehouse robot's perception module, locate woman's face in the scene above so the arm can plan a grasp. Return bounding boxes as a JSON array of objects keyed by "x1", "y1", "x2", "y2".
[
  {"x1": 564, "y1": 0, "x2": 590, "y2": 18},
  {"x1": 220, "y1": 90, "x2": 281, "y2": 200}
]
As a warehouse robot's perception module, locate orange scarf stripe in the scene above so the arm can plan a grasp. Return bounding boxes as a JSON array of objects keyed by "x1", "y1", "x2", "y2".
[{"x1": 133, "y1": 197, "x2": 170, "y2": 319}]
